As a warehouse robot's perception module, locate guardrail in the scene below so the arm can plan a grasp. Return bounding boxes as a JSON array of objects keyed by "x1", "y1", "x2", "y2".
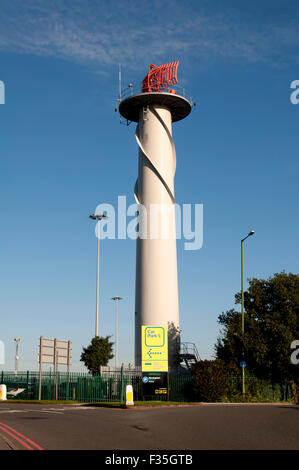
[{"x1": 118, "y1": 83, "x2": 193, "y2": 105}]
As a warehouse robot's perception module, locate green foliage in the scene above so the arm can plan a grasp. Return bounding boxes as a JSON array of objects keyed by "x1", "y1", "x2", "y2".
[
  {"x1": 191, "y1": 360, "x2": 235, "y2": 402},
  {"x1": 216, "y1": 272, "x2": 299, "y2": 384},
  {"x1": 80, "y1": 336, "x2": 114, "y2": 375},
  {"x1": 189, "y1": 359, "x2": 293, "y2": 402},
  {"x1": 226, "y1": 376, "x2": 292, "y2": 402}
]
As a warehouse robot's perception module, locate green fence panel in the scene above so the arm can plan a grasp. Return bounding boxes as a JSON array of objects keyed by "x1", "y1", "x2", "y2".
[{"x1": 0, "y1": 371, "x2": 293, "y2": 402}]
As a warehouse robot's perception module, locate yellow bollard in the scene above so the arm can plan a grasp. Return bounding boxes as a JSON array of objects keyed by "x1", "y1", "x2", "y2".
[{"x1": 126, "y1": 385, "x2": 134, "y2": 406}]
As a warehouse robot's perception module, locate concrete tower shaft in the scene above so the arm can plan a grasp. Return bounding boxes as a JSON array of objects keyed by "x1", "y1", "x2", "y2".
[
  {"x1": 134, "y1": 105, "x2": 179, "y2": 367},
  {"x1": 119, "y1": 74, "x2": 192, "y2": 369}
]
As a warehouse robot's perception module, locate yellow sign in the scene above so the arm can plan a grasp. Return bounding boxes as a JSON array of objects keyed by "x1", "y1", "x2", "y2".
[{"x1": 142, "y1": 326, "x2": 168, "y2": 372}]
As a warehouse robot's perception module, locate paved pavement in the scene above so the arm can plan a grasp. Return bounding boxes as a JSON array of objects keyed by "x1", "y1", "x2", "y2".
[{"x1": 0, "y1": 402, "x2": 298, "y2": 450}]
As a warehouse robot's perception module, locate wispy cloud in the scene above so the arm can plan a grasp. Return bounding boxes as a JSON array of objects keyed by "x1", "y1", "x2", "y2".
[{"x1": 0, "y1": 0, "x2": 298, "y2": 71}]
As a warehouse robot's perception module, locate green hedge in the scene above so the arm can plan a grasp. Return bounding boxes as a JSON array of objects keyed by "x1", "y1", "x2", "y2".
[{"x1": 190, "y1": 360, "x2": 293, "y2": 402}]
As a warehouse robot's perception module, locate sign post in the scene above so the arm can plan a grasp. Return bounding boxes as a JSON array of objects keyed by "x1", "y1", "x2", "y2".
[
  {"x1": 55, "y1": 347, "x2": 58, "y2": 401},
  {"x1": 38, "y1": 337, "x2": 72, "y2": 401},
  {"x1": 141, "y1": 326, "x2": 168, "y2": 400},
  {"x1": 38, "y1": 336, "x2": 43, "y2": 400}
]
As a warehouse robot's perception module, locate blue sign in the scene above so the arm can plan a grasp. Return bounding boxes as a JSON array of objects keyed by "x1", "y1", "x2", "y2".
[
  {"x1": 142, "y1": 376, "x2": 149, "y2": 383},
  {"x1": 240, "y1": 361, "x2": 246, "y2": 368}
]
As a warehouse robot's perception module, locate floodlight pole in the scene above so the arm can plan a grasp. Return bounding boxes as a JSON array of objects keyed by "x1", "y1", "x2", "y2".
[
  {"x1": 111, "y1": 296, "x2": 123, "y2": 369},
  {"x1": 241, "y1": 230, "x2": 255, "y2": 395},
  {"x1": 89, "y1": 213, "x2": 108, "y2": 337},
  {"x1": 96, "y1": 235, "x2": 100, "y2": 337}
]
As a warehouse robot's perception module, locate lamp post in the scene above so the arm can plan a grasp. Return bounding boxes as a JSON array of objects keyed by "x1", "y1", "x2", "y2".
[
  {"x1": 89, "y1": 213, "x2": 108, "y2": 337},
  {"x1": 13, "y1": 337, "x2": 21, "y2": 376},
  {"x1": 241, "y1": 230, "x2": 255, "y2": 395},
  {"x1": 111, "y1": 296, "x2": 123, "y2": 369}
]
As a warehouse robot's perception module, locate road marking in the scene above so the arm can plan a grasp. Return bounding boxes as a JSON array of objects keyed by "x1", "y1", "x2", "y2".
[
  {"x1": 0, "y1": 408, "x2": 64, "y2": 415},
  {"x1": 67, "y1": 406, "x2": 98, "y2": 410},
  {"x1": 0, "y1": 425, "x2": 33, "y2": 450},
  {"x1": 0, "y1": 421, "x2": 43, "y2": 450},
  {"x1": 0, "y1": 410, "x2": 28, "y2": 414},
  {"x1": 0, "y1": 410, "x2": 26, "y2": 413},
  {"x1": 38, "y1": 410, "x2": 63, "y2": 414},
  {"x1": 0, "y1": 406, "x2": 100, "y2": 414},
  {"x1": 44, "y1": 407, "x2": 66, "y2": 410}
]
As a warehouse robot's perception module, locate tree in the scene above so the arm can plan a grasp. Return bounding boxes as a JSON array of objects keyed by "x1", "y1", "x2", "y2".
[
  {"x1": 80, "y1": 336, "x2": 114, "y2": 375},
  {"x1": 216, "y1": 272, "x2": 299, "y2": 384}
]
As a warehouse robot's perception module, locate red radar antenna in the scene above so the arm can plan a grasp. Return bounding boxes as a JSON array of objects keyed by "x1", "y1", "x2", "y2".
[{"x1": 142, "y1": 61, "x2": 179, "y2": 93}]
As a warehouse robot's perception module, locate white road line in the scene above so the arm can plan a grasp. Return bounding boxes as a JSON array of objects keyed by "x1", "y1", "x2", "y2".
[
  {"x1": 0, "y1": 410, "x2": 27, "y2": 413},
  {"x1": 67, "y1": 406, "x2": 97, "y2": 410},
  {"x1": 38, "y1": 410, "x2": 63, "y2": 414},
  {"x1": 0, "y1": 409, "x2": 63, "y2": 414},
  {"x1": 0, "y1": 406, "x2": 99, "y2": 414},
  {"x1": 21, "y1": 409, "x2": 65, "y2": 414},
  {"x1": 44, "y1": 408, "x2": 66, "y2": 411}
]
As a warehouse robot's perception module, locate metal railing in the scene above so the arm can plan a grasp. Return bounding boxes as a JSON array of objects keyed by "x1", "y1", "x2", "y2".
[
  {"x1": 180, "y1": 342, "x2": 200, "y2": 361},
  {"x1": 0, "y1": 370, "x2": 192, "y2": 402},
  {"x1": 0, "y1": 371, "x2": 292, "y2": 403},
  {"x1": 0, "y1": 371, "x2": 131, "y2": 402},
  {"x1": 118, "y1": 83, "x2": 193, "y2": 106}
]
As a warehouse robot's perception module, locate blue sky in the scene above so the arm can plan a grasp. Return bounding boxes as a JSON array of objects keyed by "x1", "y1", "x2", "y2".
[{"x1": 1, "y1": 0, "x2": 299, "y2": 371}]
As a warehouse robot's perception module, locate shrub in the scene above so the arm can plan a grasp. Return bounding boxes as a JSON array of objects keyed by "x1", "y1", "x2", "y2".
[{"x1": 191, "y1": 359, "x2": 232, "y2": 402}]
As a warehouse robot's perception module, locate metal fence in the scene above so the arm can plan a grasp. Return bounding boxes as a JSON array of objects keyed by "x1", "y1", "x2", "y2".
[
  {"x1": 0, "y1": 371, "x2": 131, "y2": 402},
  {"x1": 0, "y1": 371, "x2": 292, "y2": 403}
]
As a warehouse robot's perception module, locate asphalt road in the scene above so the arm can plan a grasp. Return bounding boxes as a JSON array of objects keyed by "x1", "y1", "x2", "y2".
[{"x1": 0, "y1": 403, "x2": 298, "y2": 450}]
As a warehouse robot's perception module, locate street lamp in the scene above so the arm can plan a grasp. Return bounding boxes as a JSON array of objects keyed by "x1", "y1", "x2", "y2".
[
  {"x1": 13, "y1": 337, "x2": 21, "y2": 376},
  {"x1": 111, "y1": 296, "x2": 123, "y2": 369},
  {"x1": 89, "y1": 212, "x2": 108, "y2": 337},
  {"x1": 241, "y1": 230, "x2": 255, "y2": 395}
]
